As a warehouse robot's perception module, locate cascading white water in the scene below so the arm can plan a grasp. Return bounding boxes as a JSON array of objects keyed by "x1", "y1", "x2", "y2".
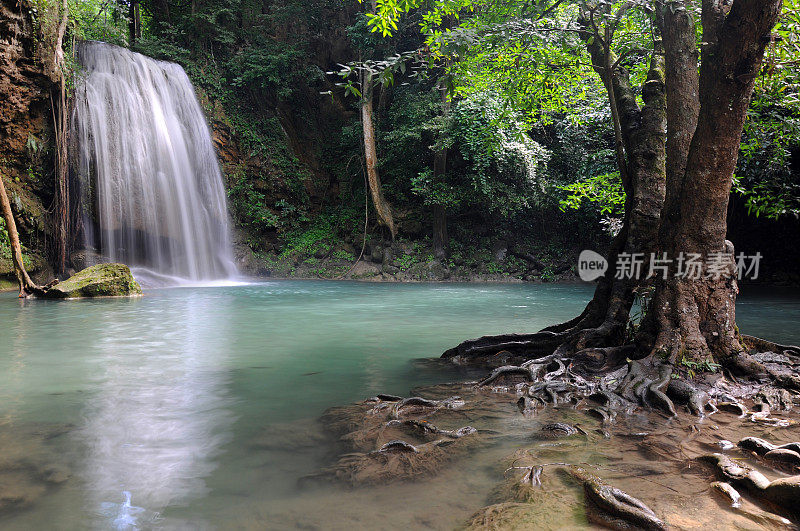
[{"x1": 72, "y1": 41, "x2": 237, "y2": 285}]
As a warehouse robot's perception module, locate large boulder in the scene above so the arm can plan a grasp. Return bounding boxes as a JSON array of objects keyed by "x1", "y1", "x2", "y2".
[{"x1": 42, "y1": 263, "x2": 142, "y2": 299}]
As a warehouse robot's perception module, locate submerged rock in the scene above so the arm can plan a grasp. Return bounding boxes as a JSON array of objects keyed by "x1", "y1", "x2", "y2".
[
  {"x1": 312, "y1": 390, "x2": 488, "y2": 485},
  {"x1": 0, "y1": 424, "x2": 72, "y2": 514},
  {"x1": 42, "y1": 263, "x2": 142, "y2": 299},
  {"x1": 535, "y1": 423, "x2": 580, "y2": 440}
]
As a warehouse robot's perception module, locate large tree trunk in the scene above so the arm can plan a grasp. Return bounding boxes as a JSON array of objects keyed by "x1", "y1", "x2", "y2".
[
  {"x1": 643, "y1": 0, "x2": 783, "y2": 371},
  {"x1": 362, "y1": 75, "x2": 397, "y2": 240},
  {"x1": 444, "y1": 0, "x2": 782, "y2": 387},
  {"x1": 444, "y1": 31, "x2": 666, "y2": 366}
]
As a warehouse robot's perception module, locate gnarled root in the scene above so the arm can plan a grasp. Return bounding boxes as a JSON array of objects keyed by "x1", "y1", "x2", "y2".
[
  {"x1": 741, "y1": 335, "x2": 800, "y2": 358},
  {"x1": 617, "y1": 359, "x2": 677, "y2": 417},
  {"x1": 400, "y1": 419, "x2": 477, "y2": 439},
  {"x1": 709, "y1": 481, "x2": 795, "y2": 527},
  {"x1": 388, "y1": 396, "x2": 465, "y2": 420},
  {"x1": 443, "y1": 293, "x2": 629, "y2": 368},
  {"x1": 738, "y1": 437, "x2": 800, "y2": 471},
  {"x1": 477, "y1": 365, "x2": 538, "y2": 388},
  {"x1": 699, "y1": 453, "x2": 800, "y2": 520},
  {"x1": 443, "y1": 332, "x2": 566, "y2": 365},
  {"x1": 710, "y1": 481, "x2": 741, "y2": 508},
  {"x1": 312, "y1": 390, "x2": 482, "y2": 486},
  {"x1": 566, "y1": 466, "x2": 667, "y2": 530},
  {"x1": 309, "y1": 433, "x2": 478, "y2": 486},
  {"x1": 666, "y1": 378, "x2": 715, "y2": 416}
]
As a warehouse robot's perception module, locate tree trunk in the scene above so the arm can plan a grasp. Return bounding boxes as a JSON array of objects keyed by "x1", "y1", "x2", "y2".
[
  {"x1": 129, "y1": 0, "x2": 141, "y2": 45},
  {"x1": 432, "y1": 205, "x2": 447, "y2": 259},
  {"x1": 445, "y1": 34, "x2": 666, "y2": 366},
  {"x1": 644, "y1": 0, "x2": 783, "y2": 370},
  {"x1": 432, "y1": 86, "x2": 449, "y2": 259},
  {"x1": 444, "y1": 0, "x2": 782, "y2": 387},
  {"x1": 0, "y1": 175, "x2": 40, "y2": 297},
  {"x1": 152, "y1": 0, "x2": 170, "y2": 27},
  {"x1": 53, "y1": 76, "x2": 69, "y2": 275},
  {"x1": 362, "y1": 75, "x2": 397, "y2": 240}
]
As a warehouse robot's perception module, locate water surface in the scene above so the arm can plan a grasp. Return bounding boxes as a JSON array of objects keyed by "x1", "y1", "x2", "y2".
[{"x1": 0, "y1": 281, "x2": 797, "y2": 529}]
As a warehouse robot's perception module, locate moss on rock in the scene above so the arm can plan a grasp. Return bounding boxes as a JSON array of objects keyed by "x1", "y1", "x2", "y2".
[{"x1": 43, "y1": 263, "x2": 142, "y2": 299}]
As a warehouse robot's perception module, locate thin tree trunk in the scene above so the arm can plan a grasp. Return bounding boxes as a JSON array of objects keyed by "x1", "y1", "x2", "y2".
[
  {"x1": 362, "y1": 75, "x2": 396, "y2": 240},
  {"x1": 0, "y1": 175, "x2": 39, "y2": 297},
  {"x1": 53, "y1": 76, "x2": 69, "y2": 275},
  {"x1": 432, "y1": 205, "x2": 447, "y2": 259},
  {"x1": 432, "y1": 86, "x2": 449, "y2": 259},
  {"x1": 129, "y1": 0, "x2": 141, "y2": 45}
]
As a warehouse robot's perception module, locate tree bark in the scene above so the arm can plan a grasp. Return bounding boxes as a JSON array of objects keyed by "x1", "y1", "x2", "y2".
[
  {"x1": 362, "y1": 74, "x2": 397, "y2": 240},
  {"x1": 129, "y1": 0, "x2": 141, "y2": 45},
  {"x1": 645, "y1": 0, "x2": 783, "y2": 369},
  {"x1": 432, "y1": 205, "x2": 447, "y2": 259},
  {"x1": 444, "y1": 0, "x2": 784, "y2": 388},
  {"x1": 432, "y1": 86, "x2": 450, "y2": 259},
  {"x1": 53, "y1": 76, "x2": 69, "y2": 275},
  {"x1": 445, "y1": 26, "x2": 667, "y2": 365},
  {"x1": 0, "y1": 175, "x2": 41, "y2": 297}
]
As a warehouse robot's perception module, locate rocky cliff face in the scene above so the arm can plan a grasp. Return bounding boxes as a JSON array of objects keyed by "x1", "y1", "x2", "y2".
[
  {"x1": 1, "y1": 0, "x2": 51, "y2": 181},
  {"x1": 0, "y1": 0, "x2": 56, "y2": 284}
]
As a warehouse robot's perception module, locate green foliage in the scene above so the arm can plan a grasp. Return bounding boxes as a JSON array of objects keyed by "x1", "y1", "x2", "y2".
[
  {"x1": 227, "y1": 169, "x2": 280, "y2": 233},
  {"x1": 734, "y1": 2, "x2": 800, "y2": 219},
  {"x1": 229, "y1": 40, "x2": 324, "y2": 101},
  {"x1": 679, "y1": 356, "x2": 721, "y2": 379},
  {"x1": 380, "y1": 84, "x2": 441, "y2": 200},
  {"x1": 0, "y1": 217, "x2": 33, "y2": 269},
  {"x1": 427, "y1": 92, "x2": 550, "y2": 217},
  {"x1": 280, "y1": 208, "x2": 361, "y2": 258},
  {"x1": 0, "y1": 217, "x2": 12, "y2": 261},
  {"x1": 67, "y1": 0, "x2": 129, "y2": 45},
  {"x1": 559, "y1": 171, "x2": 625, "y2": 216}
]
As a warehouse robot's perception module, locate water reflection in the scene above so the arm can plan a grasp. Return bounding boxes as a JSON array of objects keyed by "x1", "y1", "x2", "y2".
[{"x1": 76, "y1": 291, "x2": 234, "y2": 528}]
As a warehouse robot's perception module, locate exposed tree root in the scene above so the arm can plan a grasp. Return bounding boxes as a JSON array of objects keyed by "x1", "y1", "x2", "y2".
[
  {"x1": 666, "y1": 378, "x2": 715, "y2": 417},
  {"x1": 710, "y1": 481, "x2": 741, "y2": 508},
  {"x1": 709, "y1": 481, "x2": 795, "y2": 527},
  {"x1": 699, "y1": 453, "x2": 800, "y2": 520},
  {"x1": 534, "y1": 422, "x2": 582, "y2": 440},
  {"x1": 565, "y1": 466, "x2": 667, "y2": 530},
  {"x1": 741, "y1": 335, "x2": 800, "y2": 358},
  {"x1": 400, "y1": 419, "x2": 476, "y2": 439},
  {"x1": 738, "y1": 437, "x2": 800, "y2": 471},
  {"x1": 388, "y1": 396, "x2": 465, "y2": 420},
  {"x1": 311, "y1": 391, "x2": 484, "y2": 486}
]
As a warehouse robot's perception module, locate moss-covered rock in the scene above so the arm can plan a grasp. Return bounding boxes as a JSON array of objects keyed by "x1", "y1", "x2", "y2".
[{"x1": 42, "y1": 263, "x2": 142, "y2": 299}]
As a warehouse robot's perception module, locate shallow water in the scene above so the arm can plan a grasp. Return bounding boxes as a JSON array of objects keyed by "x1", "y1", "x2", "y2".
[{"x1": 0, "y1": 281, "x2": 798, "y2": 529}]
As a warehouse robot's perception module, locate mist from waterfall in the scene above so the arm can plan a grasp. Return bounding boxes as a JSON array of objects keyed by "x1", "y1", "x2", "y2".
[{"x1": 72, "y1": 41, "x2": 237, "y2": 285}]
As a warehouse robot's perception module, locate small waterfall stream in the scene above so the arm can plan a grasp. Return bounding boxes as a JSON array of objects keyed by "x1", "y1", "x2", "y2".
[{"x1": 72, "y1": 41, "x2": 237, "y2": 285}]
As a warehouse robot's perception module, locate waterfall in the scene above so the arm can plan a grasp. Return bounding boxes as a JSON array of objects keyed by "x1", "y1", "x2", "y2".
[{"x1": 72, "y1": 41, "x2": 237, "y2": 285}]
